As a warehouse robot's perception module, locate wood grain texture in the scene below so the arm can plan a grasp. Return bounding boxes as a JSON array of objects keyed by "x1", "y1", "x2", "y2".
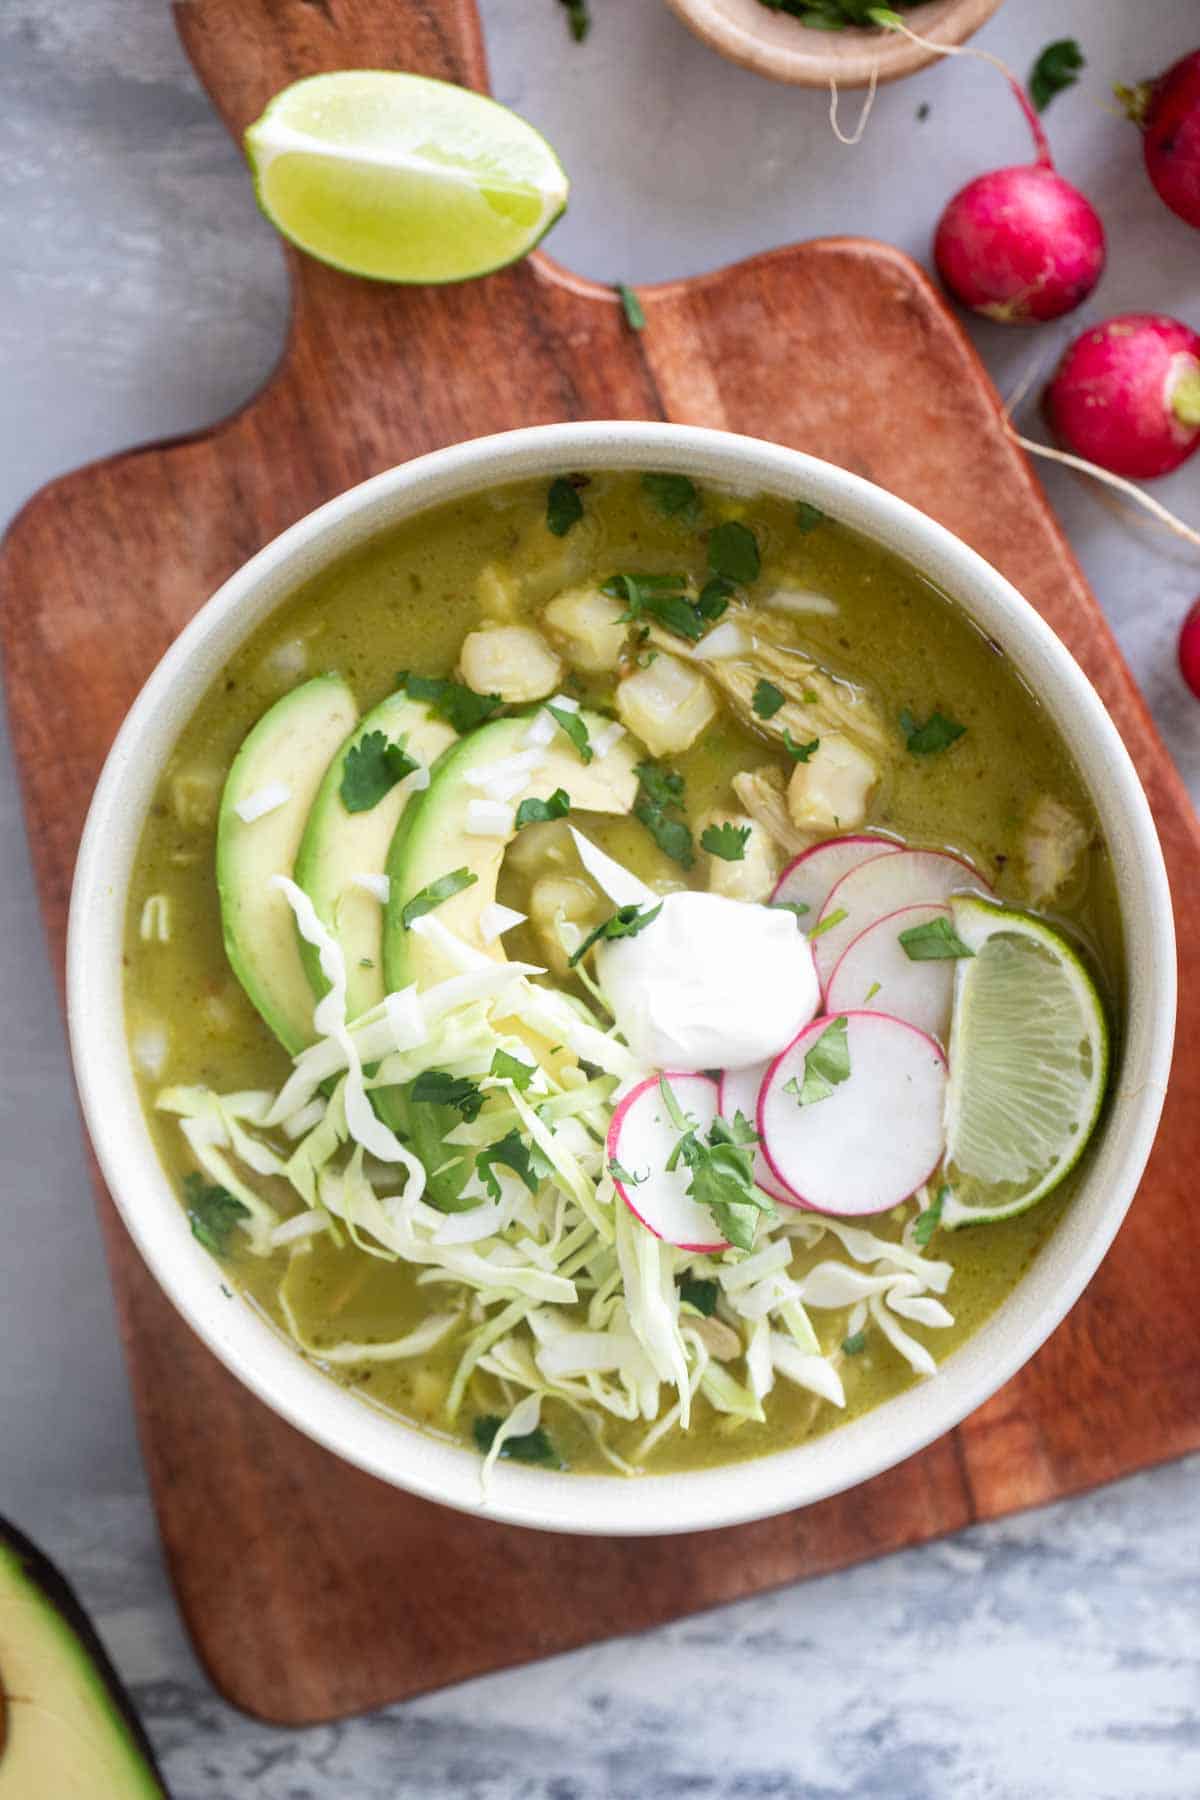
[{"x1": 0, "y1": 0, "x2": 1196, "y2": 1727}]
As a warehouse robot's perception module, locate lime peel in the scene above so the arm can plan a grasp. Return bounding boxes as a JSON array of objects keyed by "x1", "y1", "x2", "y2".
[
  {"x1": 941, "y1": 896, "x2": 1109, "y2": 1228},
  {"x1": 245, "y1": 71, "x2": 569, "y2": 285}
]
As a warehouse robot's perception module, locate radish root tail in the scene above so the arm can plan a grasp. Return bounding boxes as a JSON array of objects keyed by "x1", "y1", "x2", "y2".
[
  {"x1": 828, "y1": 65, "x2": 879, "y2": 147},
  {"x1": 1010, "y1": 429, "x2": 1200, "y2": 551}
]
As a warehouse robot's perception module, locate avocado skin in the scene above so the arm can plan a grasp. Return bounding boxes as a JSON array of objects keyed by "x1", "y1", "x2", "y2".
[{"x1": 0, "y1": 1517, "x2": 166, "y2": 1796}]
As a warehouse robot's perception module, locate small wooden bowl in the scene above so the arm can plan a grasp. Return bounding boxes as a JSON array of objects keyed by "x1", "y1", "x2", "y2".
[{"x1": 663, "y1": 0, "x2": 1005, "y2": 88}]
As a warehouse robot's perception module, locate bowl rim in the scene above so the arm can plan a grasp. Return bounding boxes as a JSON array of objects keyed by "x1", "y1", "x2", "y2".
[{"x1": 67, "y1": 420, "x2": 1176, "y2": 1537}]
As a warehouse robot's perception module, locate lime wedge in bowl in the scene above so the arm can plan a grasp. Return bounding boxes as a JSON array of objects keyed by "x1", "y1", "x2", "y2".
[
  {"x1": 245, "y1": 71, "x2": 569, "y2": 284},
  {"x1": 941, "y1": 895, "x2": 1110, "y2": 1227}
]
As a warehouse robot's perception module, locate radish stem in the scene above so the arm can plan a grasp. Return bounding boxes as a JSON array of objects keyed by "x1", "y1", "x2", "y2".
[{"x1": 868, "y1": 9, "x2": 1053, "y2": 165}]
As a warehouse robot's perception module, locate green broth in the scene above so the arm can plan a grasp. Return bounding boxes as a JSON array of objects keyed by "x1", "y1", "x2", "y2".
[{"x1": 124, "y1": 471, "x2": 1123, "y2": 1476}]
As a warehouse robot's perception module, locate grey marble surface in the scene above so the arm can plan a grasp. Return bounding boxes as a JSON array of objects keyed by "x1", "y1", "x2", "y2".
[{"x1": 1, "y1": 1, "x2": 1197, "y2": 1794}]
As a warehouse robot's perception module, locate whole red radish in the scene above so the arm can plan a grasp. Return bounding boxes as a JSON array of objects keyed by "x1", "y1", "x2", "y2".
[
  {"x1": 934, "y1": 73, "x2": 1105, "y2": 323},
  {"x1": 1118, "y1": 51, "x2": 1200, "y2": 229},
  {"x1": 1180, "y1": 600, "x2": 1200, "y2": 700},
  {"x1": 1045, "y1": 315, "x2": 1200, "y2": 479}
]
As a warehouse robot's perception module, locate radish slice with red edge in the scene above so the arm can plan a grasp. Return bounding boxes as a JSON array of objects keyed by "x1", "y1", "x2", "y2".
[
  {"x1": 607, "y1": 1071, "x2": 728, "y2": 1251},
  {"x1": 758, "y1": 1012, "x2": 948, "y2": 1217},
  {"x1": 811, "y1": 848, "x2": 992, "y2": 990},
  {"x1": 718, "y1": 1063, "x2": 796, "y2": 1209},
  {"x1": 825, "y1": 903, "x2": 957, "y2": 1043},
  {"x1": 770, "y1": 834, "x2": 900, "y2": 923}
]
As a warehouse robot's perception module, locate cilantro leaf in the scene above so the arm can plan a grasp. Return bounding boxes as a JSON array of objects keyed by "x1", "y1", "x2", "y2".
[
  {"x1": 914, "y1": 1184, "x2": 946, "y2": 1247},
  {"x1": 569, "y1": 901, "x2": 663, "y2": 967},
  {"x1": 475, "y1": 1129, "x2": 551, "y2": 1200},
  {"x1": 900, "y1": 707, "x2": 966, "y2": 756},
  {"x1": 490, "y1": 1048, "x2": 535, "y2": 1090},
  {"x1": 183, "y1": 1173, "x2": 249, "y2": 1257},
  {"x1": 547, "y1": 475, "x2": 585, "y2": 537},
  {"x1": 399, "y1": 866, "x2": 478, "y2": 928},
  {"x1": 515, "y1": 788, "x2": 571, "y2": 830},
  {"x1": 339, "y1": 730, "x2": 419, "y2": 814},
  {"x1": 842, "y1": 1330, "x2": 868, "y2": 1355},
  {"x1": 396, "y1": 671, "x2": 504, "y2": 734},
  {"x1": 771, "y1": 900, "x2": 811, "y2": 919},
  {"x1": 616, "y1": 283, "x2": 645, "y2": 330},
  {"x1": 678, "y1": 1276, "x2": 719, "y2": 1317},
  {"x1": 633, "y1": 760, "x2": 694, "y2": 869},
  {"x1": 1030, "y1": 38, "x2": 1084, "y2": 112},
  {"x1": 609, "y1": 1156, "x2": 648, "y2": 1188},
  {"x1": 701, "y1": 821, "x2": 750, "y2": 862},
  {"x1": 707, "y1": 520, "x2": 760, "y2": 584},
  {"x1": 696, "y1": 576, "x2": 733, "y2": 621},
  {"x1": 473, "y1": 1414, "x2": 560, "y2": 1466},
  {"x1": 410, "y1": 1070, "x2": 485, "y2": 1121},
  {"x1": 782, "y1": 729, "x2": 820, "y2": 762},
  {"x1": 641, "y1": 472, "x2": 700, "y2": 521},
  {"x1": 795, "y1": 500, "x2": 826, "y2": 533},
  {"x1": 784, "y1": 1016, "x2": 851, "y2": 1107},
  {"x1": 601, "y1": 571, "x2": 711, "y2": 642},
  {"x1": 898, "y1": 916, "x2": 975, "y2": 962},
  {"x1": 752, "y1": 679, "x2": 786, "y2": 720},
  {"x1": 545, "y1": 704, "x2": 593, "y2": 763},
  {"x1": 660, "y1": 1086, "x2": 771, "y2": 1251}
]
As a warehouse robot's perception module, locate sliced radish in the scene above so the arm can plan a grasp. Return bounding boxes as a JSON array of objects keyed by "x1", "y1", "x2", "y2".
[
  {"x1": 758, "y1": 1012, "x2": 947, "y2": 1217},
  {"x1": 826, "y1": 904, "x2": 956, "y2": 1043},
  {"x1": 771, "y1": 834, "x2": 900, "y2": 923},
  {"x1": 718, "y1": 1064, "x2": 797, "y2": 1209},
  {"x1": 607, "y1": 1072, "x2": 728, "y2": 1251},
  {"x1": 811, "y1": 848, "x2": 991, "y2": 990}
]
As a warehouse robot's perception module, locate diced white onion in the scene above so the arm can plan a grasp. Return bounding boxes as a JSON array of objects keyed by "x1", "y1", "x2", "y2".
[
  {"x1": 480, "y1": 901, "x2": 526, "y2": 942},
  {"x1": 524, "y1": 711, "x2": 558, "y2": 749},
  {"x1": 139, "y1": 895, "x2": 171, "y2": 943},
  {"x1": 465, "y1": 748, "x2": 544, "y2": 803},
  {"x1": 591, "y1": 720, "x2": 626, "y2": 759},
  {"x1": 465, "y1": 798, "x2": 515, "y2": 837},
  {"x1": 352, "y1": 873, "x2": 390, "y2": 903},
  {"x1": 234, "y1": 782, "x2": 291, "y2": 824},
  {"x1": 764, "y1": 590, "x2": 839, "y2": 617},
  {"x1": 547, "y1": 692, "x2": 580, "y2": 713},
  {"x1": 132, "y1": 1025, "x2": 168, "y2": 1078}
]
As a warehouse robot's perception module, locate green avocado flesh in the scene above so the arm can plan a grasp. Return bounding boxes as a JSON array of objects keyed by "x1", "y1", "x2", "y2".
[
  {"x1": 124, "y1": 471, "x2": 1124, "y2": 1478},
  {"x1": 0, "y1": 1522, "x2": 163, "y2": 1797}
]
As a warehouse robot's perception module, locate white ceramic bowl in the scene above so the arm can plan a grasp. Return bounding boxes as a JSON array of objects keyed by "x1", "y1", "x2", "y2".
[{"x1": 68, "y1": 422, "x2": 1175, "y2": 1536}]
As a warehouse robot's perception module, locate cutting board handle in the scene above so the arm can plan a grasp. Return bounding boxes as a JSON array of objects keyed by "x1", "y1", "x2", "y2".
[{"x1": 173, "y1": 0, "x2": 490, "y2": 162}]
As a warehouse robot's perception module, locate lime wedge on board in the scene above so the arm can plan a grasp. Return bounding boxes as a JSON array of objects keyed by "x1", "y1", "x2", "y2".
[
  {"x1": 942, "y1": 896, "x2": 1110, "y2": 1227},
  {"x1": 245, "y1": 71, "x2": 569, "y2": 284}
]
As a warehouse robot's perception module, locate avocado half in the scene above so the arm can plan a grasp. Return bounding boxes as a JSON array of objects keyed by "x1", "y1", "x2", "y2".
[{"x1": 0, "y1": 1519, "x2": 165, "y2": 1796}]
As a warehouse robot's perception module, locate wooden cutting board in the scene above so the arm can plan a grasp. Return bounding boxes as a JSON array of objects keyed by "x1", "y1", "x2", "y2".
[{"x1": 2, "y1": 0, "x2": 1196, "y2": 1728}]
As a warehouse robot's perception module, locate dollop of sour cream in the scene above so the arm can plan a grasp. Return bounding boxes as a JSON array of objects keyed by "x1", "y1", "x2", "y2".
[{"x1": 595, "y1": 890, "x2": 819, "y2": 1072}]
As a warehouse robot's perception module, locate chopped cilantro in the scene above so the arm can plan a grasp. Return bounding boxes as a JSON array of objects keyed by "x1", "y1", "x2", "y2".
[
  {"x1": 473, "y1": 1413, "x2": 560, "y2": 1465},
  {"x1": 808, "y1": 906, "x2": 846, "y2": 942},
  {"x1": 659, "y1": 1082, "x2": 771, "y2": 1252},
  {"x1": 803, "y1": 688, "x2": 819, "y2": 705},
  {"x1": 914, "y1": 1185, "x2": 946, "y2": 1246},
  {"x1": 475, "y1": 1129, "x2": 552, "y2": 1200},
  {"x1": 609, "y1": 1156, "x2": 647, "y2": 1188},
  {"x1": 490, "y1": 1048, "x2": 535, "y2": 1090},
  {"x1": 679, "y1": 1276, "x2": 719, "y2": 1317},
  {"x1": 633, "y1": 760, "x2": 694, "y2": 868},
  {"x1": 616, "y1": 283, "x2": 645, "y2": 330},
  {"x1": 771, "y1": 900, "x2": 811, "y2": 919},
  {"x1": 183, "y1": 1173, "x2": 248, "y2": 1257},
  {"x1": 784, "y1": 1016, "x2": 851, "y2": 1107},
  {"x1": 411, "y1": 1070, "x2": 485, "y2": 1121},
  {"x1": 1030, "y1": 38, "x2": 1084, "y2": 111},
  {"x1": 697, "y1": 576, "x2": 733, "y2": 621},
  {"x1": 795, "y1": 500, "x2": 826, "y2": 533},
  {"x1": 568, "y1": 900, "x2": 663, "y2": 967},
  {"x1": 546, "y1": 704, "x2": 593, "y2": 763},
  {"x1": 641, "y1": 472, "x2": 700, "y2": 521},
  {"x1": 707, "y1": 519, "x2": 760, "y2": 584},
  {"x1": 864, "y1": 979, "x2": 881, "y2": 1002},
  {"x1": 602, "y1": 571, "x2": 710, "y2": 642},
  {"x1": 515, "y1": 788, "x2": 571, "y2": 829},
  {"x1": 752, "y1": 679, "x2": 786, "y2": 720},
  {"x1": 842, "y1": 1330, "x2": 868, "y2": 1355},
  {"x1": 546, "y1": 475, "x2": 585, "y2": 537},
  {"x1": 399, "y1": 866, "x2": 478, "y2": 928},
  {"x1": 396, "y1": 671, "x2": 504, "y2": 734},
  {"x1": 701, "y1": 821, "x2": 750, "y2": 862},
  {"x1": 901, "y1": 707, "x2": 966, "y2": 756},
  {"x1": 898, "y1": 916, "x2": 975, "y2": 961},
  {"x1": 782, "y1": 729, "x2": 820, "y2": 762},
  {"x1": 339, "y1": 730, "x2": 419, "y2": 814}
]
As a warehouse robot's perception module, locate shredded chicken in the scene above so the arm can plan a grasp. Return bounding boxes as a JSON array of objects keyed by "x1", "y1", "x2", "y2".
[
  {"x1": 732, "y1": 765, "x2": 816, "y2": 858},
  {"x1": 687, "y1": 1314, "x2": 743, "y2": 1361},
  {"x1": 1022, "y1": 795, "x2": 1092, "y2": 904}
]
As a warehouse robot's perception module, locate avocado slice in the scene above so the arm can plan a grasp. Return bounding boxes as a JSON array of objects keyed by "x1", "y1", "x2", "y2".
[
  {"x1": 294, "y1": 691, "x2": 457, "y2": 1022},
  {"x1": 0, "y1": 1520, "x2": 165, "y2": 1797},
  {"x1": 383, "y1": 710, "x2": 638, "y2": 992},
  {"x1": 217, "y1": 673, "x2": 358, "y2": 1053},
  {"x1": 382, "y1": 711, "x2": 638, "y2": 1208}
]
